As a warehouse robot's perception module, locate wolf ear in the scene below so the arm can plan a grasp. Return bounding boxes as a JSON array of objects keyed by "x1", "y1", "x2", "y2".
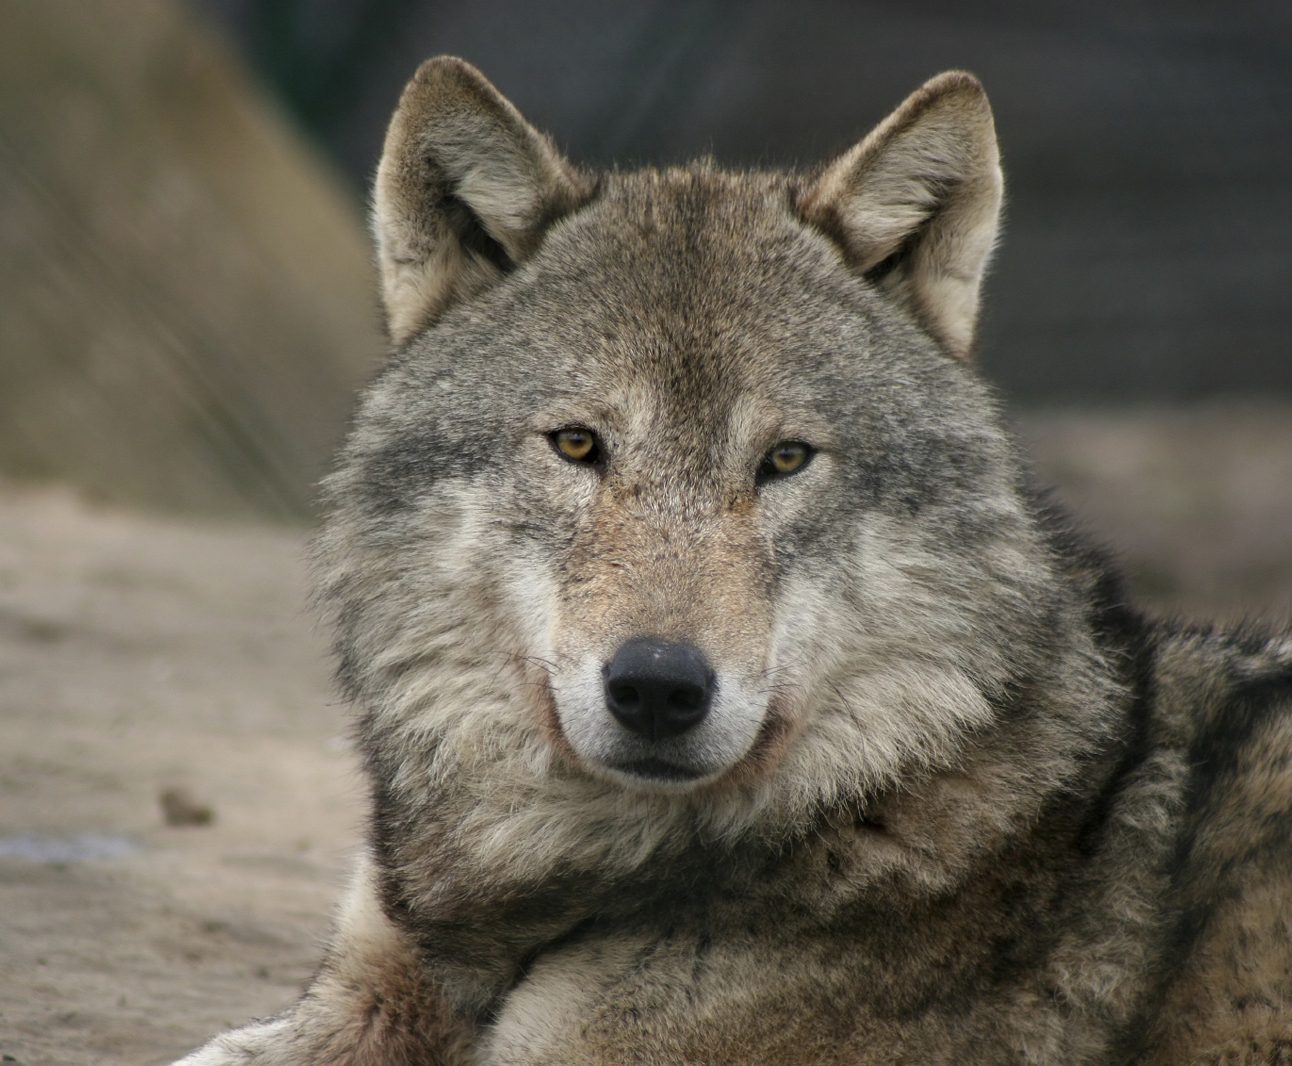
[
  {"x1": 800, "y1": 72, "x2": 1003, "y2": 359},
  {"x1": 372, "y1": 57, "x2": 590, "y2": 345}
]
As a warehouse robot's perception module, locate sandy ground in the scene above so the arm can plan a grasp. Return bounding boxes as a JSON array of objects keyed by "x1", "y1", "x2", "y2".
[
  {"x1": 0, "y1": 488, "x2": 360, "y2": 1064},
  {"x1": 1, "y1": 403, "x2": 1290, "y2": 1065}
]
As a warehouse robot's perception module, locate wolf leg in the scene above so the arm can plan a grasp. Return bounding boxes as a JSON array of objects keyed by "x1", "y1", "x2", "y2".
[{"x1": 173, "y1": 853, "x2": 474, "y2": 1065}]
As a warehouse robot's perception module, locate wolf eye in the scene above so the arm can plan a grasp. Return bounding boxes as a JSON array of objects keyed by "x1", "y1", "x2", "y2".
[
  {"x1": 549, "y1": 427, "x2": 601, "y2": 465},
  {"x1": 757, "y1": 440, "x2": 814, "y2": 483}
]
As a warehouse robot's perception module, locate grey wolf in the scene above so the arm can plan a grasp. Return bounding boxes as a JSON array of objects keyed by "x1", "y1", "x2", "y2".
[{"x1": 176, "y1": 58, "x2": 1292, "y2": 1064}]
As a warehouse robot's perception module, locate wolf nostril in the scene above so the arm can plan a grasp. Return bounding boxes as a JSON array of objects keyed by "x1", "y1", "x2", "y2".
[
  {"x1": 667, "y1": 685, "x2": 704, "y2": 712},
  {"x1": 610, "y1": 683, "x2": 641, "y2": 709},
  {"x1": 603, "y1": 638, "x2": 714, "y2": 741}
]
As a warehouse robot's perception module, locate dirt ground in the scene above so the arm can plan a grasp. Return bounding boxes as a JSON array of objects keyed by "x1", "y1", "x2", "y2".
[
  {"x1": 1, "y1": 403, "x2": 1290, "y2": 1065},
  {"x1": 0, "y1": 485, "x2": 358, "y2": 1064}
]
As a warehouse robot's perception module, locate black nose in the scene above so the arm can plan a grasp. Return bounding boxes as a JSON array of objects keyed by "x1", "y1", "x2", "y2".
[{"x1": 603, "y1": 638, "x2": 714, "y2": 741}]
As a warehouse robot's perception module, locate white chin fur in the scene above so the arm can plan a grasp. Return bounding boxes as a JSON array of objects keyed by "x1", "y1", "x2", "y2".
[{"x1": 552, "y1": 657, "x2": 767, "y2": 792}]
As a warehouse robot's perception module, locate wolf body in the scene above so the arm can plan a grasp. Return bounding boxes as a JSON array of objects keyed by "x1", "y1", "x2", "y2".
[{"x1": 178, "y1": 60, "x2": 1292, "y2": 1065}]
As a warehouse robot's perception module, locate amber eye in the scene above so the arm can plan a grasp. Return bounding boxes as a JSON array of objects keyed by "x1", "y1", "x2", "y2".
[
  {"x1": 550, "y1": 427, "x2": 601, "y2": 465},
  {"x1": 758, "y1": 440, "x2": 814, "y2": 483}
]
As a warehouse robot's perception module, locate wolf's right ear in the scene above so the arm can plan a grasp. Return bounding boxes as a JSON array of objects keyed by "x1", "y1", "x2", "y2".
[
  {"x1": 372, "y1": 57, "x2": 591, "y2": 346},
  {"x1": 800, "y1": 72, "x2": 1003, "y2": 360}
]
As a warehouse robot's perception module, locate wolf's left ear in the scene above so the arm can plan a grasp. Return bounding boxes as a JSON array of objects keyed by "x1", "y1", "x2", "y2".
[
  {"x1": 372, "y1": 57, "x2": 591, "y2": 346},
  {"x1": 800, "y1": 72, "x2": 1003, "y2": 359}
]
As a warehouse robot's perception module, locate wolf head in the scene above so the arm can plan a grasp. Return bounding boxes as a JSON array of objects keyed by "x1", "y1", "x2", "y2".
[{"x1": 320, "y1": 60, "x2": 1098, "y2": 859}]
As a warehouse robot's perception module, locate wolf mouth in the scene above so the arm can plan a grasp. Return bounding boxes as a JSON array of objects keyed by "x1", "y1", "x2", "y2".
[{"x1": 610, "y1": 758, "x2": 708, "y2": 782}]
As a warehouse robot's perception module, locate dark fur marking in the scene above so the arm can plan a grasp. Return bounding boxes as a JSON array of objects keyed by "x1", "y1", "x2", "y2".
[
  {"x1": 1179, "y1": 656, "x2": 1292, "y2": 849},
  {"x1": 358, "y1": 432, "x2": 501, "y2": 515},
  {"x1": 1074, "y1": 614, "x2": 1157, "y2": 860},
  {"x1": 495, "y1": 914, "x2": 600, "y2": 1021},
  {"x1": 690, "y1": 933, "x2": 712, "y2": 985}
]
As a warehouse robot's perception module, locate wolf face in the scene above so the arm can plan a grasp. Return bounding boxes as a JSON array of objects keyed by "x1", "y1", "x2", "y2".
[{"x1": 320, "y1": 60, "x2": 1078, "y2": 850}]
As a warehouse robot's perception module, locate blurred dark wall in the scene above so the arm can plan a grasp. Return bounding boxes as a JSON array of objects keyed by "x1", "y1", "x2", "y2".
[{"x1": 200, "y1": 0, "x2": 1292, "y2": 402}]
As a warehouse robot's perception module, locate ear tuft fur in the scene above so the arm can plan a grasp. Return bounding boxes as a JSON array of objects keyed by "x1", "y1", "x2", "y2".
[
  {"x1": 372, "y1": 57, "x2": 592, "y2": 345},
  {"x1": 800, "y1": 71, "x2": 1003, "y2": 359}
]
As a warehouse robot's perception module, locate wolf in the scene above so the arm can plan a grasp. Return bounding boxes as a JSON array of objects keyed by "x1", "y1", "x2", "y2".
[{"x1": 177, "y1": 58, "x2": 1292, "y2": 1064}]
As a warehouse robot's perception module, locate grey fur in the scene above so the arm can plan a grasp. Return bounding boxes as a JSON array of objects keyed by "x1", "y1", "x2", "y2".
[{"x1": 176, "y1": 59, "x2": 1292, "y2": 1065}]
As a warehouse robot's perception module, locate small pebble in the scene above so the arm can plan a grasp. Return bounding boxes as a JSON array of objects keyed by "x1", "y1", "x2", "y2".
[{"x1": 159, "y1": 787, "x2": 215, "y2": 827}]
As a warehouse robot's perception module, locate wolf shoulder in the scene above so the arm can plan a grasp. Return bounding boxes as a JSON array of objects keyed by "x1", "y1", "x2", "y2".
[{"x1": 1140, "y1": 620, "x2": 1292, "y2": 1062}]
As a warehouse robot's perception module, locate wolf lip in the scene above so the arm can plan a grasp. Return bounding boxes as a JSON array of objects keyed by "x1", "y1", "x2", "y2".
[{"x1": 610, "y1": 758, "x2": 706, "y2": 782}]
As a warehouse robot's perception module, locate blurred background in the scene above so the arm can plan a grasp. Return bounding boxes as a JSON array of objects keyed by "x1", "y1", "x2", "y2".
[{"x1": 1, "y1": 4, "x2": 1289, "y2": 1063}]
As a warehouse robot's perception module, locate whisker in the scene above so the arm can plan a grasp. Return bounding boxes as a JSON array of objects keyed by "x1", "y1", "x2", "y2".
[
  {"x1": 828, "y1": 681, "x2": 860, "y2": 720},
  {"x1": 759, "y1": 659, "x2": 803, "y2": 680}
]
